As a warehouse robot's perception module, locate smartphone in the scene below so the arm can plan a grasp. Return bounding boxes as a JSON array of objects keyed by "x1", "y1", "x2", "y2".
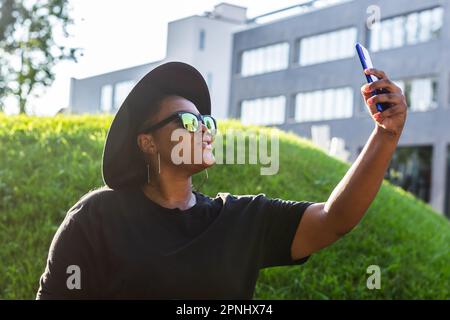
[{"x1": 355, "y1": 43, "x2": 390, "y2": 112}]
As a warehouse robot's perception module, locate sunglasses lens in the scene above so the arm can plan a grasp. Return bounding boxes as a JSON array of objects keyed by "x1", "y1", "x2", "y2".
[
  {"x1": 180, "y1": 113, "x2": 199, "y2": 132},
  {"x1": 203, "y1": 116, "x2": 217, "y2": 134}
]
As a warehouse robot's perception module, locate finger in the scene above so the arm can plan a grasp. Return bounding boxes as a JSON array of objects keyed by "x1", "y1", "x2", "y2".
[
  {"x1": 361, "y1": 85, "x2": 389, "y2": 106},
  {"x1": 380, "y1": 103, "x2": 407, "y2": 118},
  {"x1": 367, "y1": 93, "x2": 403, "y2": 106},
  {"x1": 363, "y1": 79, "x2": 401, "y2": 94},
  {"x1": 365, "y1": 100, "x2": 378, "y2": 115},
  {"x1": 373, "y1": 112, "x2": 383, "y2": 123},
  {"x1": 360, "y1": 85, "x2": 373, "y2": 101},
  {"x1": 361, "y1": 87, "x2": 383, "y2": 115},
  {"x1": 364, "y1": 68, "x2": 387, "y2": 80}
]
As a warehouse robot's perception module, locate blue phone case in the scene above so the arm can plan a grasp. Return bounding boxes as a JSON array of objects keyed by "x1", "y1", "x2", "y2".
[{"x1": 355, "y1": 43, "x2": 390, "y2": 112}]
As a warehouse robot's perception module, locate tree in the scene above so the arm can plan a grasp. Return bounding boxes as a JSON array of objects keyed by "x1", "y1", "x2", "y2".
[{"x1": 0, "y1": 0, "x2": 80, "y2": 114}]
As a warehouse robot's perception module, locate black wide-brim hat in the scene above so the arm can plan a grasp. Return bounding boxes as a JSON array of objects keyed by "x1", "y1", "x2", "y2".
[{"x1": 101, "y1": 61, "x2": 211, "y2": 190}]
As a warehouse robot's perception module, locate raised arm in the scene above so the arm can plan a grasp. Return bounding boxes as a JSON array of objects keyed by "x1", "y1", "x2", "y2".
[{"x1": 291, "y1": 68, "x2": 407, "y2": 260}]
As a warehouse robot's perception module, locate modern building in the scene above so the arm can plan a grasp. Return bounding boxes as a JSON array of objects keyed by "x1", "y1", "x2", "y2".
[
  {"x1": 69, "y1": 2, "x2": 247, "y2": 120},
  {"x1": 228, "y1": 0, "x2": 450, "y2": 216}
]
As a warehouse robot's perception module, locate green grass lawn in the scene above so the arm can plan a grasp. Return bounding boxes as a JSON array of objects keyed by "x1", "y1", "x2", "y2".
[{"x1": 0, "y1": 113, "x2": 449, "y2": 299}]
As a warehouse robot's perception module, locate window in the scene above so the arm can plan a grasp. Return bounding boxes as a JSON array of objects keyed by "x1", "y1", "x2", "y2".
[
  {"x1": 375, "y1": 16, "x2": 407, "y2": 49},
  {"x1": 295, "y1": 87, "x2": 353, "y2": 122},
  {"x1": 394, "y1": 77, "x2": 438, "y2": 112},
  {"x1": 380, "y1": 19, "x2": 393, "y2": 50},
  {"x1": 199, "y1": 29, "x2": 205, "y2": 51},
  {"x1": 430, "y1": 6, "x2": 444, "y2": 37},
  {"x1": 419, "y1": 9, "x2": 433, "y2": 42},
  {"x1": 385, "y1": 146, "x2": 433, "y2": 203},
  {"x1": 370, "y1": 7, "x2": 443, "y2": 52},
  {"x1": 240, "y1": 42, "x2": 289, "y2": 77},
  {"x1": 100, "y1": 85, "x2": 113, "y2": 113},
  {"x1": 406, "y1": 13, "x2": 419, "y2": 45},
  {"x1": 114, "y1": 81, "x2": 135, "y2": 109},
  {"x1": 369, "y1": 22, "x2": 381, "y2": 52},
  {"x1": 298, "y1": 27, "x2": 357, "y2": 66},
  {"x1": 240, "y1": 96, "x2": 286, "y2": 125},
  {"x1": 392, "y1": 16, "x2": 406, "y2": 48}
]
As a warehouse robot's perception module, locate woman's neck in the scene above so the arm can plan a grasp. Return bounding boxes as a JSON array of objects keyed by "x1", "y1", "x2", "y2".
[{"x1": 140, "y1": 169, "x2": 196, "y2": 211}]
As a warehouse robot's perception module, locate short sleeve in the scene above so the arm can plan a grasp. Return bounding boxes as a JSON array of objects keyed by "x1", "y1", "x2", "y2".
[
  {"x1": 36, "y1": 203, "x2": 100, "y2": 299},
  {"x1": 258, "y1": 195, "x2": 315, "y2": 269}
]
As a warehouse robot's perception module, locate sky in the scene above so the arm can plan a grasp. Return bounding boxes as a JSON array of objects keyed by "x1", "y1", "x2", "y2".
[{"x1": 7, "y1": 0, "x2": 312, "y2": 116}]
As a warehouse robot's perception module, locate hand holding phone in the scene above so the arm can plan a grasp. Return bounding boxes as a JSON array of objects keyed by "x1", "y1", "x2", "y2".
[{"x1": 355, "y1": 43, "x2": 390, "y2": 112}]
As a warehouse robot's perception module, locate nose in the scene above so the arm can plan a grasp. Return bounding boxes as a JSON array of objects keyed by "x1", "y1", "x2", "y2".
[{"x1": 200, "y1": 122, "x2": 214, "y2": 141}]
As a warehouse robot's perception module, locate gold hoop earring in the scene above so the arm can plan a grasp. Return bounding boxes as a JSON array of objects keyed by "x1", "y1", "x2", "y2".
[
  {"x1": 158, "y1": 152, "x2": 161, "y2": 174},
  {"x1": 147, "y1": 152, "x2": 160, "y2": 184}
]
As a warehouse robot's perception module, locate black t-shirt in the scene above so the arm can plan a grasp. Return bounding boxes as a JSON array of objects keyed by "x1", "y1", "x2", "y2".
[{"x1": 36, "y1": 186, "x2": 314, "y2": 299}]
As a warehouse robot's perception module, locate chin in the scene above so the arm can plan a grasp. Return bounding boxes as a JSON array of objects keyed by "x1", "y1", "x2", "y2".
[
  {"x1": 190, "y1": 158, "x2": 215, "y2": 175},
  {"x1": 202, "y1": 150, "x2": 215, "y2": 166}
]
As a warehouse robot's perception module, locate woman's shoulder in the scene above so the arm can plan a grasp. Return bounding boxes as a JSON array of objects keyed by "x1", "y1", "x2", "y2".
[
  {"x1": 78, "y1": 185, "x2": 115, "y2": 201},
  {"x1": 65, "y1": 185, "x2": 126, "y2": 221}
]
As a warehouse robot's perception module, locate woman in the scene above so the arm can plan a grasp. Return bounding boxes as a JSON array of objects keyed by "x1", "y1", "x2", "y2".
[{"x1": 36, "y1": 62, "x2": 407, "y2": 299}]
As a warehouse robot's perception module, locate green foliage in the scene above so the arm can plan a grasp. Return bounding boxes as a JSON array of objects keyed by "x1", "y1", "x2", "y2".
[
  {"x1": 0, "y1": 0, "x2": 80, "y2": 113},
  {"x1": 0, "y1": 113, "x2": 449, "y2": 299}
]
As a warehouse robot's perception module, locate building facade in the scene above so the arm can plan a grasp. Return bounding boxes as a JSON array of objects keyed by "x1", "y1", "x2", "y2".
[
  {"x1": 229, "y1": 0, "x2": 450, "y2": 216},
  {"x1": 69, "y1": 3, "x2": 247, "y2": 120}
]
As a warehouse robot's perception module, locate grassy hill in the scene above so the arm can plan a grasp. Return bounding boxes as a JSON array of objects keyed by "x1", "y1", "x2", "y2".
[{"x1": 0, "y1": 113, "x2": 449, "y2": 299}]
